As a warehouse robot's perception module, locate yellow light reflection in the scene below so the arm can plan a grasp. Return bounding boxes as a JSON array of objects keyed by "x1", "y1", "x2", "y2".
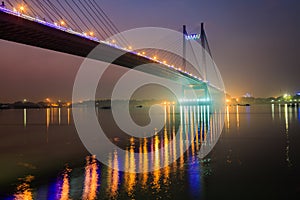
[
  {"x1": 60, "y1": 170, "x2": 70, "y2": 200},
  {"x1": 82, "y1": 155, "x2": 98, "y2": 200},
  {"x1": 226, "y1": 106, "x2": 230, "y2": 129},
  {"x1": 111, "y1": 151, "x2": 119, "y2": 197},
  {"x1": 107, "y1": 153, "x2": 112, "y2": 195},
  {"x1": 153, "y1": 135, "x2": 161, "y2": 191},
  {"x1": 164, "y1": 126, "x2": 170, "y2": 184},
  {"x1": 124, "y1": 145, "x2": 136, "y2": 197},
  {"x1": 58, "y1": 108, "x2": 61, "y2": 125},
  {"x1": 284, "y1": 104, "x2": 292, "y2": 167},
  {"x1": 139, "y1": 140, "x2": 143, "y2": 174},
  {"x1": 46, "y1": 108, "x2": 50, "y2": 128},
  {"x1": 51, "y1": 108, "x2": 54, "y2": 124},
  {"x1": 179, "y1": 106, "x2": 184, "y2": 170},
  {"x1": 284, "y1": 104, "x2": 288, "y2": 131},
  {"x1": 142, "y1": 138, "x2": 148, "y2": 187},
  {"x1": 14, "y1": 175, "x2": 34, "y2": 200},
  {"x1": 236, "y1": 105, "x2": 240, "y2": 128},
  {"x1": 172, "y1": 105, "x2": 178, "y2": 169},
  {"x1": 67, "y1": 108, "x2": 70, "y2": 125},
  {"x1": 23, "y1": 108, "x2": 27, "y2": 127}
]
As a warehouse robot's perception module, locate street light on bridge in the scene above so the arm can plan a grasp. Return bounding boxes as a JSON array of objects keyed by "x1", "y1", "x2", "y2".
[
  {"x1": 60, "y1": 20, "x2": 65, "y2": 26},
  {"x1": 19, "y1": 6, "x2": 24, "y2": 12}
]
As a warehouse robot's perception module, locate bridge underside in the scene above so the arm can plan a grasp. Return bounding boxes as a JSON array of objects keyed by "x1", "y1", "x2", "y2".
[{"x1": 0, "y1": 10, "x2": 210, "y2": 101}]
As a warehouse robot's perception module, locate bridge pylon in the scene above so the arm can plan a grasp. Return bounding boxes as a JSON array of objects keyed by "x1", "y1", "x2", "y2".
[{"x1": 182, "y1": 23, "x2": 212, "y2": 82}]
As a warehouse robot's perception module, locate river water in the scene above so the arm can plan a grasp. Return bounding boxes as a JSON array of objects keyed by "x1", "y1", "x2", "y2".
[{"x1": 0, "y1": 104, "x2": 299, "y2": 199}]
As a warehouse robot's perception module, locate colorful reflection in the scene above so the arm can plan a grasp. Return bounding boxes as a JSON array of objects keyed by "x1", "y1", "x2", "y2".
[{"x1": 9, "y1": 104, "x2": 222, "y2": 199}]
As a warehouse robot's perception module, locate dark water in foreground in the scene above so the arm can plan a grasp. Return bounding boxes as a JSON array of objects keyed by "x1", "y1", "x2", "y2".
[{"x1": 0, "y1": 104, "x2": 300, "y2": 199}]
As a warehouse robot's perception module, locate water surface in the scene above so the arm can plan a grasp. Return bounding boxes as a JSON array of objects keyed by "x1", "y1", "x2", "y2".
[{"x1": 0, "y1": 104, "x2": 299, "y2": 199}]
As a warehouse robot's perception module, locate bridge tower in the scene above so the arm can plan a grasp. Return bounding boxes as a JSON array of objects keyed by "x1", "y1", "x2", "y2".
[
  {"x1": 182, "y1": 23, "x2": 212, "y2": 80},
  {"x1": 183, "y1": 25, "x2": 187, "y2": 71},
  {"x1": 181, "y1": 23, "x2": 212, "y2": 105}
]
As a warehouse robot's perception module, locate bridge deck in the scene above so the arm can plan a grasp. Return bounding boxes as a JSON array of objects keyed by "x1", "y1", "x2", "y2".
[{"x1": 0, "y1": 9, "x2": 203, "y2": 86}]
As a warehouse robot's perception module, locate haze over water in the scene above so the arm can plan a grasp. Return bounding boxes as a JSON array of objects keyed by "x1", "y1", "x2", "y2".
[{"x1": 0, "y1": 104, "x2": 299, "y2": 199}]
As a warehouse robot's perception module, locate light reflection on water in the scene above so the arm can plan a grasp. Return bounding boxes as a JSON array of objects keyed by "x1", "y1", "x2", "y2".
[
  {"x1": 13, "y1": 175, "x2": 34, "y2": 200},
  {"x1": 1, "y1": 104, "x2": 221, "y2": 199},
  {"x1": 59, "y1": 169, "x2": 71, "y2": 200},
  {"x1": 23, "y1": 109, "x2": 27, "y2": 128},
  {"x1": 82, "y1": 156, "x2": 98, "y2": 200},
  {"x1": 226, "y1": 103, "x2": 299, "y2": 169},
  {"x1": 3, "y1": 103, "x2": 299, "y2": 199}
]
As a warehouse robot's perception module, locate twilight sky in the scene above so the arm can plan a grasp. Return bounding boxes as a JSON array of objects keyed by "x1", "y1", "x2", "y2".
[{"x1": 0, "y1": 0, "x2": 299, "y2": 102}]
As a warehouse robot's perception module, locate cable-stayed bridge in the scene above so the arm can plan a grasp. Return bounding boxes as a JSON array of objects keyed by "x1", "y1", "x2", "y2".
[{"x1": 0, "y1": 1, "x2": 224, "y2": 104}]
